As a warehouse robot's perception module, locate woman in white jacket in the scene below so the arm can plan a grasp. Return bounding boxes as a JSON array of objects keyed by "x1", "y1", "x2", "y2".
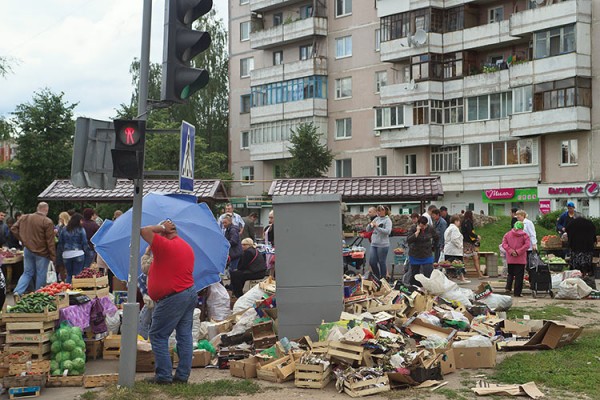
[{"x1": 443, "y1": 215, "x2": 469, "y2": 283}]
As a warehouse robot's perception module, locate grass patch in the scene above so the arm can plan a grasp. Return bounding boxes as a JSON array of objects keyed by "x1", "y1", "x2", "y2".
[
  {"x1": 506, "y1": 305, "x2": 575, "y2": 321},
  {"x1": 477, "y1": 216, "x2": 555, "y2": 256},
  {"x1": 437, "y1": 388, "x2": 469, "y2": 400},
  {"x1": 494, "y1": 331, "x2": 600, "y2": 397},
  {"x1": 80, "y1": 391, "x2": 98, "y2": 400}
]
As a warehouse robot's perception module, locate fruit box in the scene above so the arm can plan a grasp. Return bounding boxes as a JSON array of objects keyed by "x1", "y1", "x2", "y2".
[
  {"x1": 72, "y1": 275, "x2": 109, "y2": 289},
  {"x1": 229, "y1": 357, "x2": 258, "y2": 379}
]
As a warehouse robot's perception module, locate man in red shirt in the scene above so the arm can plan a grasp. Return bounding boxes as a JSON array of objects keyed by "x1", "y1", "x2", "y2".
[{"x1": 141, "y1": 219, "x2": 197, "y2": 384}]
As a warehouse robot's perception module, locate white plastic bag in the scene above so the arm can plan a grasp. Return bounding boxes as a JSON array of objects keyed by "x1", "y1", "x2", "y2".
[
  {"x1": 551, "y1": 273, "x2": 563, "y2": 289},
  {"x1": 442, "y1": 287, "x2": 474, "y2": 307},
  {"x1": 556, "y1": 278, "x2": 593, "y2": 300},
  {"x1": 191, "y1": 308, "x2": 202, "y2": 343},
  {"x1": 452, "y1": 334, "x2": 493, "y2": 348},
  {"x1": 562, "y1": 270, "x2": 582, "y2": 280},
  {"x1": 105, "y1": 310, "x2": 122, "y2": 334},
  {"x1": 46, "y1": 261, "x2": 57, "y2": 284},
  {"x1": 207, "y1": 283, "x2": 232, "y2": 321},
  {"x1": 415, "y1": 269, "x2": 458, "y2": 295},
  {"x1": 233, "y1": 283, "x2": 266, "y2": 313},
  {"x1": 442, "y1": 310, "x2": 470, "y2": 324},
  {"x1": 229, "y1": 308, "x2": 258, "y2": 336},
  {"x1": 438, "y1": 251, "x2": 445, "y2": 263},
  {"x1": 478, "y1": 293, "x2": 512, "y2": 311},
  {"x1": 417, "y1": 312, "x2": 441, "y2": 326}
]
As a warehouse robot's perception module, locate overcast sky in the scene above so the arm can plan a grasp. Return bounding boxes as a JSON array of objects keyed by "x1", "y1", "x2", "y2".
[{"x1": 0, "y1": 0, "x2": 228, "y2": 121}]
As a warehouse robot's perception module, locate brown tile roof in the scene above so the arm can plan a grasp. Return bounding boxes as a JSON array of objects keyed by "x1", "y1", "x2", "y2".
[
  {"x1": 38, "y1": 179, "x2": 229, "y2": 202},
  {"x1": 268, "y1": 176, "x2": 443, "y2": 202}
]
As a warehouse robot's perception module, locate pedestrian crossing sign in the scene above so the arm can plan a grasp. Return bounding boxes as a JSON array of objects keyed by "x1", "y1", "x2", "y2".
[{"x1": 179, "y1": 121, "x2": 195, "y2": 193}]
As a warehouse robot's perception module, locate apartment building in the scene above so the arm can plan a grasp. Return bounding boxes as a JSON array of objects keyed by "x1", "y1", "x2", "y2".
[{"x1": 228, "y1": 0, "x2": 599, "y2": 218}]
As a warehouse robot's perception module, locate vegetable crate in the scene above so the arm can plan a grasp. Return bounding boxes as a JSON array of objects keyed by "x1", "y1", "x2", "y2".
[
  {"x1": 8, "y1": 360, "x2": 50, "y2": 376},
  {"x1": 6, "y1": 321, "x2": 55, "y2": 345},
  {"x1": 5, "y1": 343, "x2": 51, "y2": 360},
  {"x1": 2, "y1": 373, "x2": 46, "y2": 389},
  {"x1": 256, "y1": 355, "x2": 295, "y2": 383},
  {"x1": 72, "y1": 275, "x2": 109, "y2": 290},
  {"x1": 328, "y1": 341, "x2": 364, "y2": 365},
  {"x1": 2, "y1": 308, "x2": 59, "y2": 323},
  {"x1": 295, "y1": 363, "x2": 331, "y2": 389},
  {"x1": 343, "y1": 375, "x2": 390, "y2": 398},
  {"x1": 79, "y1": 286, "x2": 110, "y2": 299},
  {"x1": 8, "y1": 385, "x2": 41, "y2": 399},
  {"x1": 46, "y1": 375, "x2": 84, "y2": 387},
  {"x1": 83, "y1": 373, "x2": 119, "y2": 388},
  {"x1": 103, "y1": 335, "x2": 121, "y2": 360}
]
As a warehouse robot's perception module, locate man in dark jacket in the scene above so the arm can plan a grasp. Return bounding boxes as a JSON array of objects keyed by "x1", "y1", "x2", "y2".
[
  {"x1": 240, "y1": 212, "x2": 258, "y2": 241},
  {"x1": 82, "y1": 208, "x2": 99, "y2": 268},
  {"x1": 223, "y1": 214, "x2": 242, "y2": 271},
  {"x1": 405, "y1": 216, "x2": 439, "y2": 286}
]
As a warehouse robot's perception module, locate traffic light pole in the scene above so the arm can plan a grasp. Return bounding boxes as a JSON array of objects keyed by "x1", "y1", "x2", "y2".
[{"x1": 119, "y1": 0, "x2": 152, "y2": 388}]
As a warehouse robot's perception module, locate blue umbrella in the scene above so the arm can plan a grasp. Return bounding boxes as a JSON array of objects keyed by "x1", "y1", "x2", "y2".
[{"x1": 92, "y1": 193, "x2": 230, "y2": 292}]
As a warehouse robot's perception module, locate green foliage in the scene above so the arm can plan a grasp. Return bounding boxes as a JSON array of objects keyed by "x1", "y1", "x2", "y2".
[
  {"x1": 536, "y1": 210, "x2": 562, "y2": 231},
  {"x1": 0, "y1": 117, "x2": 15, "y2": 140},
  {"x1": 284, "y1": 123, "x2": 334, "y2": 178},
  {"x1": 12, "y1": 89, "x2": 77, "y2": 212},
  {"x1": 506, "y1": 305, "x2": 575, "y2": 321}
]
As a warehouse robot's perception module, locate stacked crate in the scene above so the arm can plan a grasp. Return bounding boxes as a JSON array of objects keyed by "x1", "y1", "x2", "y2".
[
  {"x1": 5, "y1": 321, "x2": 56, "y2": 360},
  {"x1": 72, "y1": 275, "x2": 109, "y2": 299}
]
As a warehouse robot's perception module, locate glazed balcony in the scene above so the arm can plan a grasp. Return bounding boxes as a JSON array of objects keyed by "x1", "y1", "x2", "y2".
[
  {"x1": 250, "y1": 57, "x2": 327, "y2": 86},
  {"x1": 249, "y1": 140, "x2": 292, "y2": 161},
  {"x1": 379, "y1": 33, "x2": 443, "y2": 62},
  {"x1": 250, "y1": 17, "x2": 327, "y2": 50},
  {"x1": 250, "y1": 98, "x2": 327, "y2": 124}
]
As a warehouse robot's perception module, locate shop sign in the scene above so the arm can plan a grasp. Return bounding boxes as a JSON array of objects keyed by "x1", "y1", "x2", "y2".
[
  {"x1": 548, "y1": 186, "x2": 584, "y2": 196},
  {"x1": 482, "y1": 188, "x2": 538, "y2": 203},
  {"x1": 539, "y1": 200, "x2": 551, "y2": 215},
  {"x1": 585, "y1": 182, "x2": 600, "y2": 198}
]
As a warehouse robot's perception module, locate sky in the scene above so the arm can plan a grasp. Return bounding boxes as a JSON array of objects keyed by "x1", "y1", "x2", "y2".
[{"x1": 0, "y1": 0, "x2": 228, "y2": 121}]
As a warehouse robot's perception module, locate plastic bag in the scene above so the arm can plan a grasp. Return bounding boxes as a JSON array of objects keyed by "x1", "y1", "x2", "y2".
[
  {"x1": 556, "y1": 278, "x2": 593, "y2": 300},
  {"x1": 197, "y1": 339, "x2": 216, "y2": 354},
  {"x1": 528, "y1": 251, "x2": 543, "y2": 269},
  {"x1": 46, "y1": 261, "x2": 58, "y2": 284},
  {"x1": 233, "y1": 284, "x2": 266, "y2": 313},
  {"x1": 442, "y1": 287, "x2": 474, "y2": 307},
  {"x1": 191, "y1": 308, "x2": 202, "y2": 343},
  {"x1": 417, "y1": 312, "x2": 441, "y2": 326},
  {"x1": 207, "y1": 283, "x2": 231, "y2": 321},
  {"x1": 442, "y1": 310, "x2": 470, "y2": 324},
  {"x1": 478, "y1": 293, "x2": 512, "y2": 311},
  {"x1": 229, "y1": 308, "x2": 258, "y2": 336},
  {"x1": 562, "y1": 270, "x2": 582, "y2": 280},
  {"x1": 415, "y1": 269, "x2": 458, "y2": 295},
  {"x1": 452, "y1": 334, "x2": 493, "y2": 348},
  {"x1": 420, "y1": 334, "x2": 448, "y2": 349},
  {"x1": 551, "y1": 273, "x2": 563, "y2": 289},
  {"x1": 438, "y1": 251, "x2": 445, "y2": 263},
  {"x1": 105, "y1": 310, "x2": 121, "y2": 334}
]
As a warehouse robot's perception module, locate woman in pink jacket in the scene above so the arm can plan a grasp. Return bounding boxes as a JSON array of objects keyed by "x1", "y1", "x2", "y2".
[{"x1": 501, "y1": 221, "x2": 531, "y2": 297}]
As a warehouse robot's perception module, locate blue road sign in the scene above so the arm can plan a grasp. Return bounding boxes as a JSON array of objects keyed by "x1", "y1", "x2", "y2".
[{"x1": 179, "y1": 121, "x2": 196, "y2": 193}]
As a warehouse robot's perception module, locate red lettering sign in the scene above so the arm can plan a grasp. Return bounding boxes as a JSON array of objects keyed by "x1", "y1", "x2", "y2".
[
  {"x1": 539, "y1": 200, "x2": 551, "y2": 215},
  {"x1": 548, "y1": 187, "x2": 584, "y2": 196},
  {"x1": 485, "y1": 188, "x2": 515, "y2": 200}
]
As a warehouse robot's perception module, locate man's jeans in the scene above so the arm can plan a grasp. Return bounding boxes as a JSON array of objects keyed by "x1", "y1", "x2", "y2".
[
  {"x1": 14, "y1": 248, "x2": 50, "y2": 295},
  {"x1": 149, "y1": 287, "x2": 197, "y2": 382},
  {"x1": 369, "y1": 246, "x2": 389, "y2": 279}
]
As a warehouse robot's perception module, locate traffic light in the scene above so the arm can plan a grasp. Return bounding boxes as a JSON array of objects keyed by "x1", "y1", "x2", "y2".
[
  {"x1": 111, "y1": 119, "x2": 146, "y2": 179},
  {"x1": 161, "y1": 0, "x2": 212, "y2": 103}
]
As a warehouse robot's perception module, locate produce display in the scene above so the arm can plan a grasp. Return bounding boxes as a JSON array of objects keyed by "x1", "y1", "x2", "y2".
[
  {"x1": 393, "y1": 247, "x2": 405, "y2": 255},
  {"x1": 540, "y1": 235, "x2": 563, "y2": 248},
  {"x1": 0, "y1": 249, "x2": 17, "y2": 258},
  {"x1": 435, "y1": 260, "x2": 465, "y2": 268},
  {"x1": 36, "y1": 282, "x2": 72, "y2": 295},
  {"x1": 7, "y1": 293, "x2": 57, "y2": 313},
  {"x1": 50, "y1": 323, "x2": 86, "y2": 376},
  {"x1": 74, "y1": 268, "x2": 104, "y2": 279},
  {"x1": 541, "y1": 254, "x2": 567, "y2": 264}
]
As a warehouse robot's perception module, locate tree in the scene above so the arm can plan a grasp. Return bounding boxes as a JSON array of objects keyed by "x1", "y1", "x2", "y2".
[
  {"x1": 0, "y1": 56, "x2": 13, "y2": 78},
  {"x1": 285, "y1": 123, "x2": 334, "y2": 178},
  {"x1": 12, "y1": 89, "x2": 77, "y2": 212}
]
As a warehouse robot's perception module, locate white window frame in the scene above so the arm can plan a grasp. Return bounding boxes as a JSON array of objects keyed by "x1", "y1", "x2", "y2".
[
  {"x1": 240, "y1": 57, "x2": 254, "y2": 78},
  {"x1": 512, "y1": 85, "x2": 533, "y2": 114},
  {"x1": 488, "y1": 6, "x2": 504, "y2": 23},
  {"x1": 405, "y1": 154, "x2": 417, "y2": 175},
  {"x1": 375, "y1": 156, "x2": 387, "y2": 176},
  {"x1": 336, "y1": 0, "x2": 352, "y2": 18},
  {"x1": 241, "y1": 166, "x2": 255, "y2": 184},
  {"x1": 240, "y1": 21, "x2": 251, "y2": 41},
  {"x1": 299, "y1": 44, "x2": 313, "y2": 60},
  {"x1": 534, "y1": 25, "x2": 576, "y2": 59},
  {"x1": 467, "y1": 92, "x2": 512, "y2": 122},
  {"x1": 375, "y1": 28, "x2": 381, "y2": 52},
  {"x1": 375, "y1": 106, "x2": 404, "y2": 130},
  {"x1": 241, "y1": 131, "x2": 250, "y2": 149},
  {"x1": 444, "y1": 98, "x2": 464, "y2": 124},
  {"x1": 273, "y1": 51, "x2": 283, "y2": 66},
  {"x1": 468, "y1": 140, "x2": 534, "y2": 168},
  {"x1": 431, "y1": 146, "x2": 461, "y2": 172},
  {"x1": 335, "y1": 77, "x2": 352, "y2": 99},
  {"x1": 561, "y1": 139, "x2": 578, "y2": 166},
  {"x1": 335, "y1": 118, "x2": 352, "y2": 139},
  {"x1": 335, "y1": 36, "x2": 352, "y2": 59},
  {"x1": 335, "y1": 158, "x2": 352, "y2": 177},
  {"x1": 375, "y1": 71, "x2": 387, "y2": 93}
]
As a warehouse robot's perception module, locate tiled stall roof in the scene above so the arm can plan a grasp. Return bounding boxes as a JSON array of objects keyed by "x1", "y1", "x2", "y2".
[
  {"x1": 38, "y1": 179, "x2": 229, "y2": 202},
  {"x1": 268, "y1": 176, "x2": 443, "y2": 201}
]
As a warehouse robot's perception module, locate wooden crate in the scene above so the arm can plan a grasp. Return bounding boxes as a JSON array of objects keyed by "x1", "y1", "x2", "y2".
[
  {"x1": 103, "y1": 335, "x2": 121, "y2": 360},
  {"x1": 6, "y1": 321, "x2": 55, "y2": 344},
  {"x1": 328, "y1": 341, "x2": 364, "y2": 364},
  {"x1": 83, "y1": 373, "x2": 119, "y2": 388},
  {"x1": 2, "y1": 308, "x2": 59, "y2": 323},
  {"x1": 8, "y1": 385, "x2": 41, "y2": 399},
  {"x1": 8, "y1": 360, "x2": 50, "y2": 376},
  {"x1": 343, "y1": 375, "x2": 390, "y2": 398},
  {"x1": 46, "y1": 375, "x2": 84, "y2": 387},
  {"x1": 79, "y1": 286, "x2": 110, "y2": 299},
  {"x1": 72, "y1": 275, "x2": 109, "y2": 289},
  {"x1": 5, "y1": 343, "x2": 51, "y2": 360},
  {"x1": 256, "y1": 355, "x2": 295, "y2": 383},
  {"x1": 2, "y1": 373, "x2": 46, "y2": 389},
  {"x1": 84, "y1": 339, "x2": 103, "y2": 360},
  {"x1": 54, "y1": 293, "x2": 69, "y2": 310},
  {"x1": 295, "y1": 363, "x2": 331, "y2": 389}
]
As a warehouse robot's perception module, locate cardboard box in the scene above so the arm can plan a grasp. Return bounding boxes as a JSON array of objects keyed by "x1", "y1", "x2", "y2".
[
  {"x1": 439, "y1": 349, "x2": 456, "y2": 375},
  {"x1": 230, "y1": 357, "x2": 258, "y2": 379},
  {"x1": 502, "y1": 321, "x2": 583, "y2": 351},
  {"x1": 402, "y1": 317, "x2": 457, "y2": 344},
  {"x1": 193, "y1": 350, "x2": 212, "y2": 367},
  {"x1": 453, "y1": 346, "x2": 497, "y2": 369},
  {"x1": 502, "y1": 319, "x2": 545, "y2": 337}
]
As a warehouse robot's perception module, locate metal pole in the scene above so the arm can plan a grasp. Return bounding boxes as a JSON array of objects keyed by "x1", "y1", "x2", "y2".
[{"x1": 119, "y1": 0, "x2": 152, "y2": 387}]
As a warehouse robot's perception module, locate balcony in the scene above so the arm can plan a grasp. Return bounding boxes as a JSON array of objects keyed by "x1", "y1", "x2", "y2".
[
  {"x1": 512, "y1": 53, "x2": 590, "y2": 86},
  {"x1": 249, "y1": 140, "x2": 292, "y2": 161},
  {"x1": 444, "y1": 20, "x2": 517, "y2": 53},
  {"x1": 376, "y1": 0, "x2": 444, "y2": 17},
  {"x1": 251, "y1": 57, "x2": 327, "y2": 86},
  {"x1": 250, "y1": 17, "x2": 327, "y2": 50},
  {"x1": 379, "y1": 33, "x2": 443, "y2": 62},
  {"x1": 379, "y1": 80, "x2": 443, "y2": 105},
  {"x1": 511, "y1": 0, "x2": 591, "y2": 37},
  {"x1": 462, "y1": 69, "x2": 510, "y2": 97},
  {"x1": 461, "y1": 165, "x2": 541, "y2": 193},
  {"x1": 510, "y1": 107, "x2": 591, "y2": 137},
  {"x1": 379, "y1": 125, "x2": 443, "y2": 149},
  {"x1": 250, "y1": 0, "x2": 306, "y2": 13},
  {"x1": 250, "y1": 98, "x2": 327, "y2": 124}
]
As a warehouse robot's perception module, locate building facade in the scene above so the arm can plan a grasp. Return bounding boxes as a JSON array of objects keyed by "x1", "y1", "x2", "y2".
[{"x1": 228, "y1": 0, "x2": 599, "y2": 218}]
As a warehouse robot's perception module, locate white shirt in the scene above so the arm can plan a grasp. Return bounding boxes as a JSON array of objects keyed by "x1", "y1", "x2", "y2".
[
  {"x1": 218, "y1": 212, "x2": 245, "y2": 233},
  {"x1": 443, "y1": 223, "x2": 463, "y2": 257},
  {"x1": 523, "y1": 218, "x2": 537, "y2": 250},
  {"x1": 422, "y1": 212, "x2": 433, "y2": 226}
]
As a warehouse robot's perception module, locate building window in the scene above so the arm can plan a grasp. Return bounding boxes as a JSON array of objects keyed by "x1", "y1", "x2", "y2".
[
  {"x1": 468, "y1": 140, "x2": 533, "y2": 168},
  {"x1": 250, "y1": 117, "x2": 321, "y2": 145},
  {"x1": 380, "y1": 8, "x2": 444, "y2": 42},
  {"x1": 241, "y1": 131, "x2": 250, "y2": 149},
  {"x1": 411, "y1": 54, "x2": 444, "y2": 81},
  {"x1": 299, "y1": 44, "x2": 313, "y2": 60},
  {"x1": 240, "y1": 57, "x2": 254, "y2": 78},
  {"x1": 430, "y1": 100, "x2": 443, "y2": 124},
  {"x1": 273, "y1": 51, "x2": 283, "y2": 65},
  {"x1": 375, "y1": 106, "x2": 404, "y2": 129},
  {"x1": 375, "y1": 29, "x2": 381, "y2": 51},
  {"x1": 466, "y1": 92, "x2": 512, "y2": 122},
  {"x1": 375, "y1": 71, "x2": 387, "y2": 93},
  {"x1": 443, "y1": 52, "x2": 464, "y2": 79},
  {"x1": 431, "y1": 146, "x2": 460, "y2": 172},
  {"x1": 444, "y1": 98, "x2": 464, "y2": 124},
  {"x1": 251, "y1": 76, "x2": 328, "y2": 107},
  {"x1": 335, "y1": 118, "x2": 352, "y2": 139},
  {"x1": 240, "y1": 21, "x2": 251, "y2": 41},
  {"x1": 375, "y1": 156, "x2": 387, "y2": 176},
  {"x1": 413, "y1": 101, "x2": 429, "y2": 125},
  {"x1": 335, "y1": 36, "x2": 352, "y2": 58},
  {"x1": 241, "y1": 166, "x2": 254, "y2": 184},
  {"x1": 533, "y1": 77, "x2": 591, "y2": 111},
  {"x1": 513, "y1": 86, "x2": 533, "y2": 113},
  {"x1": 336, "y1": 159, "x2": 352, "y2": 177},
  {"x1": 488, "y1": 6, "x2": 504, "y2": 23},
  {"x1": 300, "y1": 5, "x2": 313, "y2": 19},
  {"x1": 445, "y1": 6, "x2": 464, "y2": 32},
  {"x1": 240, "y1": 0, "x2": 249, "y2": 4},
  {"x1": 241, "y1": 94, "x2": 251, "y2": 113},
  {"x1": 534, "y1": 25, "x2": 575, "y2": 59},
  {"x1": 273, "y1": 13, "x2": 283, "y2": 26},
  {"x1": 336, "y1": 0, "x2": 352, "y2": 17},
  {"x1": 274, "y1": 164, "x2": 285, "y2": 178},
  {"x1": 561, "y1": 139, "x2": 578, "y2": 165},
  {"x1": 335, "y1": 77, "x2": 352, "y2": 99},
  {"x1": 405, "y1": 154, "x2": 417, "y2": 175}
]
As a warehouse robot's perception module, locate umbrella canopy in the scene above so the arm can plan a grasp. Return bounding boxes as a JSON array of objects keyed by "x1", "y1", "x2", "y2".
[{"x1": 92, "y1": 193, "x2": 229, "y2": 292}]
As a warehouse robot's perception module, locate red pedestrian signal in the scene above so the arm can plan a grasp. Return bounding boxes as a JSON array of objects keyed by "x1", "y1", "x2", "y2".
[{"x1": 112, "y1": 119, "x2": 146, "y2": 179}]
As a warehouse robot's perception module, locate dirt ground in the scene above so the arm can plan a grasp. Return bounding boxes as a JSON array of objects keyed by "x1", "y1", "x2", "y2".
[{"x1": 38, "y1": 278, "x2": 600, "y2": 400}]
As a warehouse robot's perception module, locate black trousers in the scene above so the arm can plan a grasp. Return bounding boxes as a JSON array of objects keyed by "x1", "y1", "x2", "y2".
[
  {"x1": 230, "y1": 269, "x2": 266, "y2": 298},
  {"x1": 506, "y1": 264, "x2": 525, "y2": 296}
]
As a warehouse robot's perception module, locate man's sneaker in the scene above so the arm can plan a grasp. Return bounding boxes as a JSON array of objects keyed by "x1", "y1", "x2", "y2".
[
  {"x1": 173, "y1": 377, "x2": 188, "y2": 384},
  {"x1": 144, "y1": 376, "x2": 171, "y2": 385}
]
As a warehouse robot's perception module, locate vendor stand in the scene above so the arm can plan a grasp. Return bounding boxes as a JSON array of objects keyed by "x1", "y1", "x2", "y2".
[{"x1": 1, "y1": 250, "x2": 24, "y2": 292}]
